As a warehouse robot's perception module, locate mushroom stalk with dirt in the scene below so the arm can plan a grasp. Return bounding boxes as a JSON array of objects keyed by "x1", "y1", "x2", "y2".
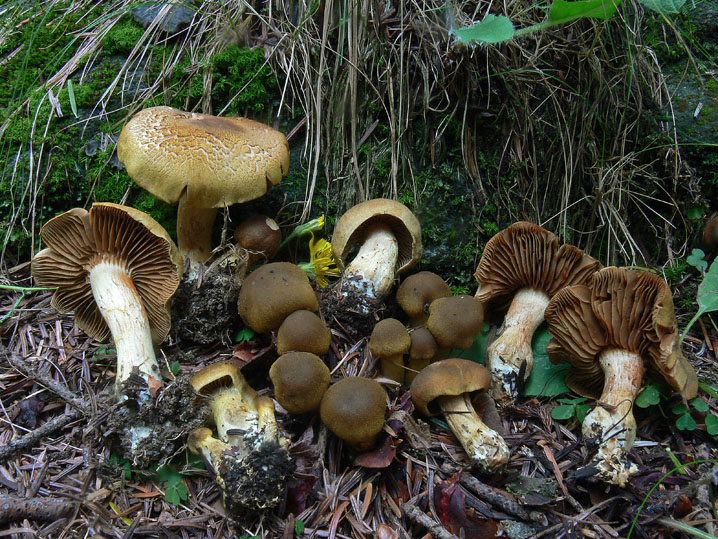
[
  {"x1": 545, "y1": 267, "x2": 698, "y2": 486},
  {"x1": 189, "y1": 362, "x2": 292, "y2": 514},
  {"x1": 410, "y1": 358, "x2": 509, "y2": 473},
  {"x1": 474, "y1": 222, "x2": 601, "y2": 406}
]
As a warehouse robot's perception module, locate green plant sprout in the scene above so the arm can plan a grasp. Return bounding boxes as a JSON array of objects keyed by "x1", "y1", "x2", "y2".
[
  {"x1": 452, "y1": 0, "x2": 685, "y2": 45},
  {"x1": 681, "y1": 253, "x2": 718, "y2": 344},
  {"x1": 156, "y1": 465, "x2": 189, "y2": 507},
  {"x1": 635, "y1": 379, "x2": 718, "y2": 435},
  {"x1": 0, "y1": 284, "x2": 57, "y2": 324},
  {"x1": 551, "y1": 397, "x2": 591, "y2": 423}
]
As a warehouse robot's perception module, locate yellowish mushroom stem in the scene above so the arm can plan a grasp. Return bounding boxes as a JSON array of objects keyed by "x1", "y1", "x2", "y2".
[
  {"x1": 437, "y1": 393, "x2": 510, "y2": 473},
  {"x1": 177, "y1": 190, "x2": 218, "y2": 266},
  {"x1": 88, "y1": 259, "x2": 161, "y2": 395},
  {"x1": 582, "y1": 347, "x2": 644, "y2": 487},
  {"x1": 380, "y1": 355, "x2": 405, "y2": 383},
  {"x1": 342, "y1": 223, "x2": 399, "y2": 300},
  {"x1": 487, "y1": 287, "x2": 550, "y2": 406}
]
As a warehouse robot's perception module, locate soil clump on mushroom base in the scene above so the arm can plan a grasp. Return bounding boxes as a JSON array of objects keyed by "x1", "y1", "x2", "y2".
[
  {"x1": 171, "y1": 250, "x2": 244, "y2": 345},
  {"x1": 105, "y1": 375, "x2": 209, "y2": 468}
]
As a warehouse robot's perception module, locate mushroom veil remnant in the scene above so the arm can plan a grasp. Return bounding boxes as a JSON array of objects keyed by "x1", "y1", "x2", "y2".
[
  {"x1": 474, "y1": 222, "x2": 601, "y2": 406},
  {"x1": 545, "y1": 267, "x2": 698, "y2": 486},
  {"x1": 117, "y1": 106, "x2": 289, "y2": 267},
  {"x1": 331, "y1": 199, "x2": 422, "y2": 309},
  {"x1": 31, "y1": 203, "x2": 182, "y2": 397}
]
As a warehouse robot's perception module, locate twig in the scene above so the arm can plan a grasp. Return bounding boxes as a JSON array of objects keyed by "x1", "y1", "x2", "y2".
[
  {"x1": 0, "y1": 495, "x2": 77, "y2": 524},
  {"x1": 401, "y1": 502, "x2": 458, "y2": 539},
  {"x1": 0, "y1": 409, "x2": 82, "y2": 461}
]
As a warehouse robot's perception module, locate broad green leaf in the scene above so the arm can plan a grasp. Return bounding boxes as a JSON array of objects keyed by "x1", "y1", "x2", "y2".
[
  {"x1": 682, "y1": 258, "x2": 718, "y2": 342},
  {"x1": 557, "y1": 397, "x2": 587, "y2": 405},
  {"x1": 453, "y1": 14, "x2": 515, "y2": 44},
  {"x1": 685, "y1": 206, "x2": 706, "y2": 221},
  {"x1": 551, "y1": 404, "x2": 576, "y2": 420},
  {"x1": 576, "y1": 404, "x2": 591, "y2": 424},
  {"x1": 235, "y1": 326, "x2": 255, "y2": 342},
  {"x1": 452, "y1": 323, "x2": 492, "y2": 364},
  {"x1": 295, "y1": 519, "x2": 305, "y2": 534},
  {"x1": 686, "y1": 248, "x2": 708, "y2": 272},
  {"x1": 170, "y1": 360, "x2": 181, "y2": 376},
  {"x1": 639, "y1": 0, "x2": 686, "y2": 13},
  {"x1": 635, "y1": 384, "x2": 661, "y2": 408},
  {"x1": 523, "y1": 328, "x2": 570, "y2": 397},
  {"x1": 548, "y1": 0, "x2": 621, "y2": 24},
  {"x1": 691, "y1": 398, "x2": 709, "y2": 413},
  {"x1": 675, "y1": 412, "x2": 697, "y2": 431},
  {"x1": 672, "y1": 403, "x2": 689, "y2": 415},
  {"x1": 705, "y1": 414, "x2": 718, "y2": 436}
]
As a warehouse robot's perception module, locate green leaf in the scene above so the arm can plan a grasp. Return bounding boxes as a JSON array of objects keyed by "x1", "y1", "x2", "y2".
[
  {"x1": 675, "y1": 412, "x2": 697, "y2": 431},
  {"x1": 672, "y1": 403, "x2": 689, "y2": 415},
  {"x1": 164, "y1": 478, "x2": 188, "y2": 506},
  {"x1": 575, "y1": 404, "x2": 591, "y2": 424},
  {"x1": 638, "y1": 0, "x2": 686, "y2": 13},
  {"x1": 551, "y1": 404, "x2": 576, "y2": 420},
  {"x1": 67, "y1": 79, "x2": 78, "y2": 118},
  {"x1": 686, "y1": 249, "x2": 708, "y2": 272},
  {"x1": 235, "y1": 326, "x2": 255, "y2": 342},
  {"x1": 556, "y1": 397, "x2": 587, "y2": 405},
  {"x1": 691, "y1": 398, "x2": 709, "y2": 413},
  {"x1": 547, "y1": 0, "x2": 622, "y2": 24},
  {"x1": 635, "y1": 384, "x2": 661, "y2": 408},
  {"x1": 700, "y1": 382, "x2": 718, "y2": 400},
  {"x1": 452, "y1": 14, "x2": 515, "y2": 44},
  {"x1": 295, "y1": 519, "x2": 305, "y2": 534},
  {"x1": 685, "y1": 206, "x2": 706, "y2": 220},
  {"x1": 451, "y1": 323, "x2": 492, "y2": 364},
  {"x1": 682, "y1": 258, "x2": 718, "y2": 342},
  {"x1": 170, "y1": 360, "x2": 181, "y2": 376},
  {"x1": 523, "y1": 328, "x2": 570, "y2": 397},
  {"x1": 705, "y1": 414, "x2": 718, "y2": 436}
]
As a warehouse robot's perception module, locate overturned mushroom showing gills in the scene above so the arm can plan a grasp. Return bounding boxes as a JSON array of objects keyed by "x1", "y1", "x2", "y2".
[
  {"x1": 117, "y1": 106, "x2": 289, "y2": 266},
  {"x1": 190, "y1": 361, "x2": 292, "y2": 514},
  {"x1": 331, "y1": 199, "x2": 421, "y2": 308},
  {"x1": 474, "y1": 222, "x2": 601, "y2": 406},
  {"x1": 410, "y1": 358, "x2": 510, "y2": 473},
  {"x1": 31, "y1": 203, "x2": 182, "y2": 396},
  {"x1": 545, "y1": 267, "x2": 698, "y2": 486}
]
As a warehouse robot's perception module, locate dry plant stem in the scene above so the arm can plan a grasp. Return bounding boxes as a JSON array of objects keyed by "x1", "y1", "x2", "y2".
[
  {"x1": 88, "y1": 260, "x2": 160, "y2": 394},
  {"x1": 487, "y1": 288, "x2": 550, "y2": 406},
  {"x1": 582, "y1": 347, "x2": 644, "y2": 487},
  {"x1": 402, "y1": 502, "x2": 458, "y2": 539},
  {"x1": 0, "y1": 495, "x2": 76, "y2": 524},
  {"x1": 0, "y1": 409, "x2": 82, "y2": 461},
  {"x1": 437, "y1": 393, "x2": 510, "y2": 473},
  {"x1": 341, "y1": 223, "x2": 398, "y2": 299},
  {"x1": 177, "y1": 191, "x2": 218, "y2": 266}
]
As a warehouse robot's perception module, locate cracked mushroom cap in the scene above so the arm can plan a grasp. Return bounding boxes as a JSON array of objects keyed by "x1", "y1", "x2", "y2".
[
  {"x1": 276, "y1": 310, "x2": 331, "y2": 355},
  {"x1": 410, "y1": 358, "x2": 492, "y2": 416},
  {"x1": 474, "y1": 222, "x2": 601, "y2": 314},
  {"x1": 331, "y1": 198, "x2": 422, "y2": 273},
  {"x1": 234, "y1": 214, "x2": 282, "y2": 264},
  {"x1": 544, "y1": 267, "x2": 698, "y2": 400},
  {"x1": 270, "y1": 352, "x2": 330, "y2": 414},
  {"x1": 397, "y1": 271, "x2": 452, "y2": 324},
  {"x1": 426, "y1": 295, "x2": 484, "y2": 350},
  {"x1": 31, "y1": 202, "x2": 182, "y2": 344},
  {"x1": 117, "y1": 106, "x2": 289, "y2": 208},
  {"x1": 238, "y1": 262, "x2": 319, "y2": 333},
  {"x1": 319, "y1": 377, "x2": 387, "y2": 447}
]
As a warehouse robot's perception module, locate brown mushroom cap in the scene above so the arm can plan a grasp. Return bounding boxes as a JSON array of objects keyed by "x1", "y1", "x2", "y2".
[
  {"x1": 410, "y1": 358, "x2": 492, "y2": 416},
  {"x1": 331, "y1": 198, "x2": 422, "y2": 273},
  {"x1": 234, "y1": 214, "x2": 282, "y2": 263},
  {"x1": 117, "y1": 106, "x2": 289, "y2": 208},
  {"x1": 474, "y1": 222, "x2": 601, "y2": 314},
  {"x1": 270, "y1": 352, "x2": 330, "y2": 414},
  {"x1": 409, "y1": 327, "x2": 439, "y2": 362},
  {"x1": 319, "y1": 377, "x2": 387, "y2": 446},
  {"x1": 276, "y1": 310, "x2": 331, "y2": 355},
  {"x1": 238, "y1": 262, "x2": 319, "y2": 333},
  {"x1": 369, "y1": 318, "x2": 411, "y2": 358},
  {"x1": 545, "y1": 267, "x2": 698, "y2": 400},
  {"x1": 31, "y1": 202, "x2": 182, "y2": 344},
  {"x1": 703, "y1": 215, "x2": 718, "y2": 254},
  {"x1": 397, "y1": 271, "x2": 452, "y2": 323},
  {"x1": 426, "y1": 295, "x2": 484, "y2": 350}
]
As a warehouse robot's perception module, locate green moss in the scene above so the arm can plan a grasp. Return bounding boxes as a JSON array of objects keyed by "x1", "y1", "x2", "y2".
[{"x1": 102, "y1": 17, "x2": 145, "y2": 56}]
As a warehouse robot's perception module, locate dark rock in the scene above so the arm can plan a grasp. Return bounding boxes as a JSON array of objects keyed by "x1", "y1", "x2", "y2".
[{"x1": 131, "y1": 3, "x2": 196, "y2": 34}]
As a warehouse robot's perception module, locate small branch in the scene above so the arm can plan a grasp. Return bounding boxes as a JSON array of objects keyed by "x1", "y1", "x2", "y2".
[
  {"x1": 402, "y1": 502, "x2": 458, "y2": 539},
  {"x1": 0, "y1": 409, "x2": 82, "y2": 461},
  {"x1": 0, "y1": 494, "x2": 76, "y2": 524}
]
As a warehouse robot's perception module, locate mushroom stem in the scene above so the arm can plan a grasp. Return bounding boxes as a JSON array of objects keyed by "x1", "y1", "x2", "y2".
[
  {"x1": 487, "y1": 287, "x2": 550, "y2": 406},
  {"x1": 380, "y1": 355, "x2": 405, "y2": 383},
  {"x1": 341, "y1": 223, "x2": 398, "y2": 300},
  {"x1": 582, "y1": 347, "x2": 644, "y2": 487},
  {"x1": 88, "y1": 260, "x2": 160, "y2": 394},
  {"x1": 177, "y1": 191, "x2": 218, "y2": 266},
  {"x1": 436, "y1": 393, "x2": 510, "y2": 473}
]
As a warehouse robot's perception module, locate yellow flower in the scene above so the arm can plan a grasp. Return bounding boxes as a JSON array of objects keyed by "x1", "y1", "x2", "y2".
[
  {"x1": 280, "y1": 214, "x2": 326, "y2": 249},
  {"x1": 298, "y1": 233, "x2": 340, "y2": 288}
]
